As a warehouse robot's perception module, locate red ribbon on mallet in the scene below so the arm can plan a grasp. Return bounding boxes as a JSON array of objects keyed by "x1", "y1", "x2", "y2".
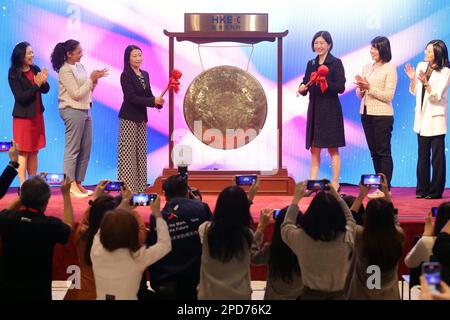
[
  {"x1": 307, "y1": 65, "x2": 329, "y2": 93},
  {"x1": 160, "y1": 69, "x2": 182, "y2": 97}
]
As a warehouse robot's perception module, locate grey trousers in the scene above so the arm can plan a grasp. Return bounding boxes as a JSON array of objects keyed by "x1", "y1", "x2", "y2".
[
  {"x1": 59, "y1": 107, "x2": 92, "y2": 182},
  {"x1": 118, "y1": 118, "x2": 147, "y2": 193}
]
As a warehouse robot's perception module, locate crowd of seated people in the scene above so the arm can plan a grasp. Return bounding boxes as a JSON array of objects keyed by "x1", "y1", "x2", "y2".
[{"x1": 1, "y1": 154, "x2": 450, "y2": 300}]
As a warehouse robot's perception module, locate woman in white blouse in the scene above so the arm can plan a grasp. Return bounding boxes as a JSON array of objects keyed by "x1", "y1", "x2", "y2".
[
  {"x1": 51, "y1": 39, "x2": 108, "y2": 198},
  {"x1": 91, "y1": 196, "x2": 171, "y2": 300},
  {"x1": 355, "y1": 36, "x2": 398, "y2": 199},
  {"x1": 405, "y1": 40, "x2": 450, "y2": 199}
]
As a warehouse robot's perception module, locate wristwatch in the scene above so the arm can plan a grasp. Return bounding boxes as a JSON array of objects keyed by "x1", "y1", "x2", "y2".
[{"x1": 8, "y1": 161, "x2": 19, "y2": 169}]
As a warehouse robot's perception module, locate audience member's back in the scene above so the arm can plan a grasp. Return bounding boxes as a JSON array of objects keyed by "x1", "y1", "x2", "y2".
[
  {"x1": 146, "y1": 176, "x2": 212, "y2": 299},
  {"x1": 345, "y1": 198, "x2": 405, "y2": 300},
  {"x1": 198, "y1": 186, "x2": 254, "y2": 300},
  {"x1": 0, "y1": 177, "x2": 71, "y2": 299}
]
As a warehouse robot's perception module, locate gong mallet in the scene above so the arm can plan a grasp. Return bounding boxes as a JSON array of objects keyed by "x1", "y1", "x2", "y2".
[
  {"x1": 296, "y1": 65, "x2": 329, "y2": 96},
  {"x1": 157, "y1": 69, "x2": 182, "y2": 109}
]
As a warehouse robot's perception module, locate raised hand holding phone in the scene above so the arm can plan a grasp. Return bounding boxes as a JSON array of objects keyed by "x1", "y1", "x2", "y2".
[{"x1": 151, "y1": 195, "x2": 162, "y2": 218}]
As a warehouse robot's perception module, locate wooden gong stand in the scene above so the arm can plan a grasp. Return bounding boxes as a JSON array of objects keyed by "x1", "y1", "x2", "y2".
[{"x1": 146, "y1": 30, "x2": 295, "y2": 195}]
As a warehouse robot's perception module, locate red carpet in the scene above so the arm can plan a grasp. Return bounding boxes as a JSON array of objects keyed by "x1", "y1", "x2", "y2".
[{"x1": 1, "y1": 185, "x2": 449, "y2": 280}]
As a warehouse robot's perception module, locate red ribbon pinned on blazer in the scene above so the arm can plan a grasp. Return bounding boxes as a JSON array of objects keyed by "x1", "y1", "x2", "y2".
[{"x1": 307, "y1": 65, "x2": 329, "y2": 93}]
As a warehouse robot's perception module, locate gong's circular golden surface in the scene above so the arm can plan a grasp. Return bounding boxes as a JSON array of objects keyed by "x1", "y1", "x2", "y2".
[{"x1": 184, "y1": 65, "x2": 268, "y2": 150}]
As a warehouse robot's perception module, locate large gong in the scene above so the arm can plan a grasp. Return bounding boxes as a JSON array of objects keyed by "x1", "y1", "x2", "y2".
[{"x1": 184, "y1": 65, "x2": 268, "y2": 150}]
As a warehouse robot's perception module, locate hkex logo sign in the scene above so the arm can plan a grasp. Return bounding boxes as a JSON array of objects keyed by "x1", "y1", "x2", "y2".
[{"x1": 211, "y1": 15, "x2": 241, "y2": 31}]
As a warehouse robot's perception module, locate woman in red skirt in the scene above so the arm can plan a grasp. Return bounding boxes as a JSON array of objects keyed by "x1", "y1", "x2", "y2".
[{"x1": 8, "y1": 42, "x2": 49, "y2": 186}]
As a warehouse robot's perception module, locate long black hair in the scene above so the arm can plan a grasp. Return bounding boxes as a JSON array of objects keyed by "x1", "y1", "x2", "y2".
[
  {"x1": 123, "y1": 44, "x2": 142, "y2": 72},
  {"x1": 50, "y1": 39, "x2": 80, "y2": 72},
  {"x1": 207, "y1": 186, "x2": 254, "y2": 263},
  {"x1": 427, "y1": 39, "x2": 449, "y2": 71},
  {"x1": 362, "y1": 199, "x2": 405, "y2": 271},
  {"x1": 9, "y1": 41, "x2": 31, "y2": 78},
  {"x1": 433, "y1": 201, "x2": 450, "y2": 236},
  {"x1": 268, "y1": 208, "x2": 301, "y2": 283},
  {"x1": 79, "y1": 195, "x2": 121, "y2": 266},
  {"x1": 300, "y1": 191, "x2": 346, "y2": 241}
]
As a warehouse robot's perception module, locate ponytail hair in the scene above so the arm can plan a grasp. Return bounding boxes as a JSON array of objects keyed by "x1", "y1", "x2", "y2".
[{"x1": 50, "y1": 39, "x2": 80, "y2": 72}]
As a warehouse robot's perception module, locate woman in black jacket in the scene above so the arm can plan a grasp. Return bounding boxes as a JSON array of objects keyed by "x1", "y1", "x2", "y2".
[
  {"x1": 298, "y1": 31, "x2": 346, "y2": 191},
  {"x1": 118, "y1": 45, "x2": 165, "y2": 193},
  {"x1": 8, "y1": 42, "x2": 49, "y2": 186}
]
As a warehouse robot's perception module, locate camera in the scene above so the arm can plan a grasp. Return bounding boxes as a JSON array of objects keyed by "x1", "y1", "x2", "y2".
[
  {"x1": 105, "y1": 181, "x2": 124, "y2": 192},
  {"x1": 178, "y1": 165, "x2": 188, "y2": 180},
  {"x1": 131, "y1": 193, "x2": 157, "y2": 206},
  {"x1": 422, "y1": 262, "x2": 441, "y2": 294},
  {"x1": 0, "y1": 141, "x2": 12, "y2": 152},
  {"x1": 306, "y1": 179, "x2": 329, "y2": 191},
  {"x1": 43, "y1": 173, "x2": 65, "y2": 185},
  {"x1": 432, "y1": 207, "x2": 438, "y2": 217},
  {"x1": 235, "y1": 174, "x2": 257, "y2": 186},
  {"x1": 361, "y1": 174, "x2": 382, "y2": 188},
  {"x1": 273, "y1": 209, "x2": 282, "y2": 219}
]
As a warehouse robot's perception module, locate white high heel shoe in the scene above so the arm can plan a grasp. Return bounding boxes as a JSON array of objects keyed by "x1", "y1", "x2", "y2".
[{"x1": 70, "y1": 188, "x2": 89, "y2": 199}]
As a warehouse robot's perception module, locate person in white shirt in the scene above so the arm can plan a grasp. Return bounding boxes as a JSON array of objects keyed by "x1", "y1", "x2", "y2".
[
  {"x1": 50, "y1": 39, "x2": 108, "y2": 198},
  {"x1": 405, "y1": 40, "x2": 450, "y2": 199},
  {"x1": 405, "y1": 202, "x2": 450, "y2": 269},
  {"x1": 91, "y1": 196, "x2": 171, "y2": 300}
]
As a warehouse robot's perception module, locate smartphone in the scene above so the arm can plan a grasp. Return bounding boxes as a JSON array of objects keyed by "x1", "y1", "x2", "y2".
[
  {"x1": 306, "y1": 179, "x2": 329, "y2": 191},
  {"x1": 361, "y1": 174, "x2": 382, "y2": 188},
  {"x1": 422, "y1": 262, "x2": 441, "y2": 294},
  {"x1": 0, "y1": 141, "x2": 12, "y2": 152},
  {"x1": 235, "y1": 175, "x2": 257, "y2": 186},
  {"x1": 432, "y1": 207, "x2": 438, "y2": 218},
  {"x1": 105, "y1": 181, "x2": 124, "y2": 192},
  {"x1": 44, "y1": 173, "x2": 65, "y2": 185},
  {"x1": 131, "y1": 193, "x2": 157, "y2": 206},
  {"x1": 273, "y1": 209, "x2": 282, "y2": 219}
]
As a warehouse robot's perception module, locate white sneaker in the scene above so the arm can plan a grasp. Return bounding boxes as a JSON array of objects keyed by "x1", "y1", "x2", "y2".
[{"x1": 367, "y1": 190, "x2": 385, "y2": 199}]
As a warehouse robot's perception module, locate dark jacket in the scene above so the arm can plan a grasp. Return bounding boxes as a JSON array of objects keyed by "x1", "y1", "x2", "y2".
[
  {"x1": 0, "y1": 164, "x2": 17, "y2": 199},
  {"x1": 147, "y1": 198, "x2": 212, "y2": 287},
  {"x1": 300, "y1": 53, "x2": 346, "y2": 149},
  {"x1": 8, "y1": 64, "x2": 50, "y2": 118},
  {"x1": 119, "y1": 69, "x2": 157, "y2": 123}
]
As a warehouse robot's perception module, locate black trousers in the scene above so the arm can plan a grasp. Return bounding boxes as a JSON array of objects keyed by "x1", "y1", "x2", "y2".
[
  {"x1": 361, "y1": 113, "x2": 394, "y2": 188},
  {"x1": 417, "y1": 134, "x2": 446, "y2": 198}
]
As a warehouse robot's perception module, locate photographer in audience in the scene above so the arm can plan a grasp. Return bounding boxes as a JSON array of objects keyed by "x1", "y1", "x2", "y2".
[
  {"x1": 0, "y1": 142, "x2": 19, "y2": 199},
  {"x1": 405, "y1": 202, "x2": 450, "y2": 270},
  {"x1": 252, "y1": 207, "x2": 304, "y2": 300},
  {"x1": 0, "y1": 175, "x2": 74, "y2": 299},
  {"x1": 432, "y1": 219, "x2": 450, "y2": 285},
  {"x1": 281, "y1": 180, "x2": 355, "y2": 300},
  {"x1": 345, "y1": 174, "x2": 405, "y2": 299},
  {"x1": 67, "y1": 180, "x2": 146, "y2": 300},
  {"x1": 142, "y1": 174, "x2": 212, "y2": 300},
  {"x1": 90, "y1": 196, "x2": 171, "y2": 300},
  {"x1": 197, "y1": 185, "x2": 259, "y2": 300}
]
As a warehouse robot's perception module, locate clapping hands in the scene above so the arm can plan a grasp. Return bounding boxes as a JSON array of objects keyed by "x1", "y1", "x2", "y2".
[
  {"x1": 355, "y1": 75, "x2": 370, "y2": 91},
  {"x1": 404, "y1": 64, "x2": 416, "y2": 81},
  {"x1": 34, "y1": 67, "x2": 48, "y2": 87},
  {"x1": 90, "y1": 68, "x2": 109, "y2": 82}
]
